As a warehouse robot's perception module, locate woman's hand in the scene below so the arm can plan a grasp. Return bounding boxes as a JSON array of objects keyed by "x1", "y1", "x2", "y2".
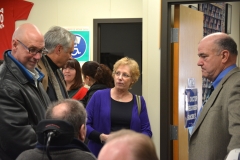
[{"x1": 100, "y1": 133, "x2": 109, "y2": 144}]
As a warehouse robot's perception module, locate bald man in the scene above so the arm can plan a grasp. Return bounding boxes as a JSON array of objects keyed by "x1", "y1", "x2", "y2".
[
  {"x1": 98, "y1": 129, "x2": 158, "y2": 160},
  {"x1": 0, "y1": 23, "x2": 51, "y2": 160},
  {"x1": 17, "y1": 99, "x2": 96, "y2": 160},
  {"x1": 189, "y1": 32, "x2": 240, "y2": 160}
]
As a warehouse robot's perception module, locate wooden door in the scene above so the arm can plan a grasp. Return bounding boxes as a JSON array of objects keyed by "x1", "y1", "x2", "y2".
[{"x1": 173, "y1": 4, "x2": 203, "y2": 160}]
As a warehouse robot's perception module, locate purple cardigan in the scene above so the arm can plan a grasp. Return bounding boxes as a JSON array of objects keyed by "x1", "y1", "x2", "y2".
[{"x1": 86, "y1": 88, "x2": 152, "y2": 157}]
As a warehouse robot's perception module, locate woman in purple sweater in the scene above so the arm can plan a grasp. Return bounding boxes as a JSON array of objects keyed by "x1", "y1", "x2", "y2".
[{"x1": 86, "y1": 57, "x2": 152, "y2": 157}]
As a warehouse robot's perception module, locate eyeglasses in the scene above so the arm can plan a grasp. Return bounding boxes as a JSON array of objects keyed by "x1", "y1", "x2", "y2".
[
  {"x1": 114, "y1": 71, "x2": 131, "y2": 78},
  {"x1": 17, "y1": 40, "x2": 48, "y2": 56}
]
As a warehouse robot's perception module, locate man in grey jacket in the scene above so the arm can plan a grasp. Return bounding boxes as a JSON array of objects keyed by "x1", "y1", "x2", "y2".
[
  {"x1": 189, "y1": 32, "x2": 240, "y2": 160},
  {"x1": 0, "y1": 23, "x2": 51, "y2": 160}
]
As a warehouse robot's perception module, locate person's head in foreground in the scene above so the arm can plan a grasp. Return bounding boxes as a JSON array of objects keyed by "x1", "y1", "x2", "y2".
[
  {"x1": 45, "y1": 99, "x2": 87, "y2": 141},
  {"x1": 98, "y1": 129, "x2": 159, "y2": 160}
]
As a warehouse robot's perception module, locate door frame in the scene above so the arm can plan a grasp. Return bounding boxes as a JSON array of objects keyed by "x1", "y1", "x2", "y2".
[
  {"x1": 160, "y1": 0, "x2": 239, "y2": 160},
  {"x1": 93, "y1": 18, "x2": 142, "y2": 62}
]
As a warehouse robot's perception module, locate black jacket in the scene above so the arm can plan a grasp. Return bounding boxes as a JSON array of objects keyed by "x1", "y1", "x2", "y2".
[
  {"x1": 0, "y1": 50, "x2": 51, "y2": 160},
  {"x1": 80, "y1": 83, "x2": 108, "y2": 107},
  {"x1": 16, "y1": 139, "x2": 96, "y2": 160}
]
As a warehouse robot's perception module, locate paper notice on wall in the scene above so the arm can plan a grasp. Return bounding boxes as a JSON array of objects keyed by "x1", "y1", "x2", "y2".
[
  {"x1": 185, "y1": 88, "x2": 198, "y2": 128},
  {"x1": 64, "y1": 26, "x2": 90, "y2": 64}
]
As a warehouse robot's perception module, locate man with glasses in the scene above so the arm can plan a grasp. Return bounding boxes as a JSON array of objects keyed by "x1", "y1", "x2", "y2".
[
  {"x1": 0, "y1": 23, "x2": 51, "y2": 160},
  {"x1": 37, "y1": 26, "x2": 75, "y2": 102}
]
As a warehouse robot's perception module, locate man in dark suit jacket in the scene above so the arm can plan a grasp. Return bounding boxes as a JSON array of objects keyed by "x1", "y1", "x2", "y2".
[{"x1": 189, "y1": 32, "x2": 240, "y2": 160}]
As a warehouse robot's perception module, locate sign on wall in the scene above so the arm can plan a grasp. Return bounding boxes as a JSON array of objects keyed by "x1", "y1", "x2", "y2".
[
  {"x1": 0, "y1": 0, "x2": 33, "y2": 59},
  {"x1": 185, "y1": 78, "x2": 198, "y2": 128},
  {"x1": 65, "y1": 27, "x2": 90, "y2": 63}
]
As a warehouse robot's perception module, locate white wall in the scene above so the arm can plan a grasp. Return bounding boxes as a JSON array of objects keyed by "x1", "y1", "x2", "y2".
[
  {"x1": 229, "y1": 2, "x2": 240, "y2": 66},
  {"x1": 16, "y1": 0, "x2": 161, "y2": 158},
  {"x1": 142, "y1": 0, "x2": 161, "y2": 157},
  {"x1": 16, "y1": 0, "x2": 143, "y2": 59}
]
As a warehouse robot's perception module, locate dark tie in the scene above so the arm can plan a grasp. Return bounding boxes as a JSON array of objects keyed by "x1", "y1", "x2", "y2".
[
  {"x1": 199, "y1": 85, "x2": 214, "y2": 115},
  {"x1": 204, "y1": 85, "x2": 214, "y2": 105},
  {"x1": 191, "y1": 85, "x2": 214, "y2": 134}
]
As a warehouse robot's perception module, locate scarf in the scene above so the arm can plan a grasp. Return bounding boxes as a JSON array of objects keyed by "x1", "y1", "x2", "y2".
[{"x1": 41, "y1": 55, "x2": 66, "y2": 101}]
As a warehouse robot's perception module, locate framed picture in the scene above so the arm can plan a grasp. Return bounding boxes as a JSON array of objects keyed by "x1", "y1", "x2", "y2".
[{"x1": 225, "y1": 3, "x2": 232, "y2": 34}]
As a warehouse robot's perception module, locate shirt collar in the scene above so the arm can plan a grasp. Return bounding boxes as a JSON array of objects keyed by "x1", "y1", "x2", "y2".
[{"x1": 212, "y1": 64, "x2": 237, "y2": 89}]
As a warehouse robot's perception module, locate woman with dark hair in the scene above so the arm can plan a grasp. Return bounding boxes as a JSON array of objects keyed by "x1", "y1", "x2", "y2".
[
  {"x1": 62, "y1": 59, "x2": 88, "y2": 100},
  {"x1": 80, "y1": 61, "x2": 114, "y2": 107}
]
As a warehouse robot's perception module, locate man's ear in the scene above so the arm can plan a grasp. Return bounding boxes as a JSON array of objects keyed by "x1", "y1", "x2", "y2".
[
  {"x1": 12, "y1": 39, "x2": 17, "y2": 50},
  {"x1": 78, "y1": 124, "x2": 86, "y2": 141},
  {"x1": 221, "y1": 50, "x2": 230, "y2": 63},
  {"x1": 54, "y1": 44, "x2": 62, "y2": 55}
]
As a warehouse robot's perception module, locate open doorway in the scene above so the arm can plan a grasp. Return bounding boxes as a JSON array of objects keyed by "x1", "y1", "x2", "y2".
[
  {"x1": 93, "y1": 18, "x2": 142, "y2": 95},
  {"x1": 160, "y1": 0, "x2": 239, "y2": 160}
]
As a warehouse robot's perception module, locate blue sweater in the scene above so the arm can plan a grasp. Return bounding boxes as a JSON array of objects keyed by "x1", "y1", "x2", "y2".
[{"x1": 86, "y1": 88, "x2": 152, "y2": 157}]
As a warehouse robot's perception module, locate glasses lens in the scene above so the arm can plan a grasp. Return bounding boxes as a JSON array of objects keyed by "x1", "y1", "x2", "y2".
[
  {"x1": 29, "y1": 48, "x2": 44, "y2": 56},
  {"x1": 123, "y1": 73, "x2": 129, "y2": 78},
  {"x1": 28, "y1": 48, "x2": 37, "y2": 55},
  {"x1": 115, "y1": 72, "x2": 130, "y2": 78}
]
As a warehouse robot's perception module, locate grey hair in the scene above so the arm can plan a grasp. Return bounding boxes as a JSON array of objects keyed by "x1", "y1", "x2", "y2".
[
  {"x1": 45, "y1": 99, "x2": 86, "y2": 138},
  {"x1": 214, "y1": 35, "x2": 238, "y2": 55},
  {"x1": 44, "y1": 26, "x2": 75, "y2": 53}
]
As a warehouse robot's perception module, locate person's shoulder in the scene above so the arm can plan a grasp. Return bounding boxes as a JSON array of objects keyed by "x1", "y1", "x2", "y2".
[
  {"x1": 71, "y1": 150, "x2": 97, "y2": 160},
  {"x1": 16, "y1": 148, "x2": 41, "y2": 160},
  {"x1": 0, "y1": 62, "x2": 7, "y2": 76},
  {"x1": 227, "y1": 67, "x2": 240, "y2": 80},
  {"x1": 0, "y1": 66, "x2": 17, "y2": 88},
  {"x1": 80, "y1": 86, "x2": 89, "y2": 92},
  {"x1": 94, "y1": 88, "x2": 110, "y2": 95},
  {"x1": 37, "y1": 58, "x2": 45, "y2": 69},
  {"x1": 90, "y1": 83, "x2": 108, "y2": 91},
  {"x1": 60, "y1": 149, "x2": 97, "y2": 160}
]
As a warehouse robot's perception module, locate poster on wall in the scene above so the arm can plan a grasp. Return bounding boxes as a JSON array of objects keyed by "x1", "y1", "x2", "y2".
[
  {"x1": 185, "y1": 78, "x2": 198, "y2": 128},
  {"x1": 0, "y1": 0, "x2": 34, "y2": 60},
  {"x1": 65, "y1": 27, "x2": 90, "y2": 65},
  {"x1": 185, "y1": 88, "x2": 198, "y2": 128}
]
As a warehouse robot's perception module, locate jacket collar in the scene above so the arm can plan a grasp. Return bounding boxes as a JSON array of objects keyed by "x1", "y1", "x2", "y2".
[
  {"x1": 45, "y1": 55, "x2": 59, "y2": 72},
  {"x1": 191, "y1": 67, "x2": 240, "y2": 136},
  {"x1": 36, "y1": 138, "x2": 91, "y2": 152},
  {"x1": 5, "y1": 50, "x2": 44, "y2": 84}
]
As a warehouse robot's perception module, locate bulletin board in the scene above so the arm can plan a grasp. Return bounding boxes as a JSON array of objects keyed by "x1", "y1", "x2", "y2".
[{"x1": 198, "y1": 3, "x2": 226, "y2": 36}]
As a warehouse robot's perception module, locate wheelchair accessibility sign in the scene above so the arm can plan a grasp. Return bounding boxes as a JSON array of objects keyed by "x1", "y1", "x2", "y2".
[
  {"x1": 73, "y1": 35, "x2": 86, "y2": 59},
  {"x1": 67, "y1": 28, "x2": 90, "y2": 62}
]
